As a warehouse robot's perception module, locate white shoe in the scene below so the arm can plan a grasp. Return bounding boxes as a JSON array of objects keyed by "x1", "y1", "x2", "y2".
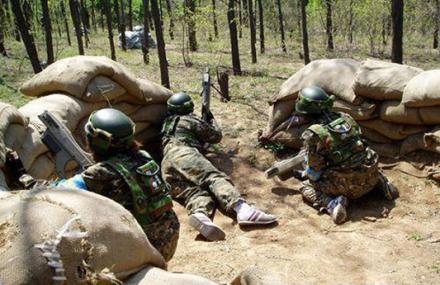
[
  {"x1": 237, "y1": 206, "x2": 277, "y2": 226},
  {"x1": 188, "y1": 212, "x2": 226, "y2": 241}
]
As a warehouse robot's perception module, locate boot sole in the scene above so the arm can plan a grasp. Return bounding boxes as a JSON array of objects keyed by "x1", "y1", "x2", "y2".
[
  {"x1": 188, "y1": 215, "x2": 226, "y2": 241},
  {"x1": 332, "y1": 204, "x2": 348, "y2": 225}
]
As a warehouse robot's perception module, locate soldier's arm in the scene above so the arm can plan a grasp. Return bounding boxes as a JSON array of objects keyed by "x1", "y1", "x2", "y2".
[
  {"x1": 193, "y1": 117, "x2": 223, "y2": 144},
  {"x1": 301, "y1": 130, "x2": 326, "y2": 181},
  {"x1": 81, "y1": 163, "x2": 124, "y2": 194}
]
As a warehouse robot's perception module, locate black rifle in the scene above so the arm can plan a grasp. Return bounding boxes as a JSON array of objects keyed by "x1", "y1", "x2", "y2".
[{"x1": 201, "y1": 68, "x2": 212, "y2": 123}]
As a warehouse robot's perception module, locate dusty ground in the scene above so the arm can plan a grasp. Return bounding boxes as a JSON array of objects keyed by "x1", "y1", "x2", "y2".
[{"x1": 167, "y1": 97, "x2": 440, "y2": 285}]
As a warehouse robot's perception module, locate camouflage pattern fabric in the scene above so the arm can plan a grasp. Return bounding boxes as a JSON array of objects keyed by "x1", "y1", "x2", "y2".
[
  {"x1": 299, "y1": 112, "x2": 380, "y2": 207},
  {"x1": 161, "y1": 114, "x2": 241, "y2": 217},
  {"x1": 81, "y1": 151, "x2": 179, "y2": 261}
]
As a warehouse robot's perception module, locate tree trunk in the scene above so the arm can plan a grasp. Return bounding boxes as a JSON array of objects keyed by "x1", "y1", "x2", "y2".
[
  {"x1": 79, "y1": 0, "x2": 90, "y2": 47},
  {"x1": 128, "y1": 0, "x2": 133, "y2": 31},
  {"x1": 69, "y1": 0, "x2": 85, "y2": 55},
  {"x1": 434, "y1": 0, "x2": 440, "y2": 49},
  {"x1": 300, "y1": 0, "x2": 310, "y2": 64},
  {"x1": 391, "y1": 0, "x2": 403, "y2": 64},
  {"x1": 10, "y1": 0, "x2": 41, "y2": 72},
  {"x1": 103, "y1": 0, "x2": 116, "y2": 60},
  {"x1": 142, "y1": 0, "x2": 150, "y2": 64},
  {"x1": 151, "y1": 0, "x2": 170, "y2": 88},
  {"x1": 227, "y1": 0, "x2": 241, "y2": 75},
  {"x1": 241, "y1": 0, "x2": 247, "y2": 27},
  {"x1": 276, "y1": 0, "x2": 286, "y2": 52},
  {"x1": 165, "y1": 0, "x2": 174, "y2": 40},
  {"x1": 0, "y1": 0, "x2": 7, "y2": 56},
  {"x1": 348, "y1": 0, "x2": 354, "y2": 44},
  {"x1": 60, "y1": 1, "x2": 71, "y2": 46},
  {"x1": 238, "y1": 0, "x2": 242, "y2": 38},
  {"x1": 6, "y1": 0, "x2": 21, "y2": 41},
  {"x1": 114, "y1": 0, "x2": 126, "y2": 50},
  {"x1": 41, "y1": 0, "x2": 54, "y2": 64},
  {"x1": 212, "y1": 0, "x2": 218, "y2": 38},
  {"x1": 257, "y1": 0, "x2": 264, "y2": 54},
  {"x1": 248, "y1": 0, "x2": 256, "y2": 63},
  {"x1": 100, "y1": 2, "x2": 105, "y2": 31},
  {"x1": 91, "y1": 0, "x2": 97, "y2": 32},
  {"x1": 186, "y1": 0, "x2": 197, "y2": 51},
  {"x1": 325, "y1": 0, "x2": 334, "y2": 51},
  {"x1": 120, "y1": 0, "x2": 126, "y2": 48}
]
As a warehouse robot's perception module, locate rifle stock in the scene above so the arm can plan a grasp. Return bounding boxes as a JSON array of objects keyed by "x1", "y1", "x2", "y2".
[
  {"x1": 201, "y1": 68, "x2": 211, "y2": 122},
  {"x1": 265, "y1": 149, "x2": 307, "y2": 181}
]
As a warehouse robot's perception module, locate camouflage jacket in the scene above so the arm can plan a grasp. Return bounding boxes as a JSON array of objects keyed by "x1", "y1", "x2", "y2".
[{"x1": 161, "y1": 114, "x2": 222, "y2": 152}]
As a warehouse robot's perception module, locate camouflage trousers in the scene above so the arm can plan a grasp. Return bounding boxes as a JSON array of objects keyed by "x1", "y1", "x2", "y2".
[
  {"x1": 161, "y1": 145, "x2": 241, "y2": 217},
  {"x1": 300, "y1": 160, "x2": 380, "y2": 208},
  {"x1": 142, "y1": 210, "x2": 180, "y2": 262}
]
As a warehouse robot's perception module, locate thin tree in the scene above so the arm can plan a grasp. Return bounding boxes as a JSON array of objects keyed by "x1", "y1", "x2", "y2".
[
  {"x1": 165, "y1": 0, "x2": 174, "y2": 40},
  {"x1": 211, "y1": 0, "x2": 218, "y2": 38},
  {"x1": 227, "y1": 0, "x2": 241, "y2": 75},
  {"x1": 257, "y1": 0, "x2": 264, "y2": 54},
  {"x1": 128, "y1": 0, "x2": 133, "y2": 31},
  {"x1": 391, "y1": 0, "x2": 403, "y2": 64},
  {"x1": 241, "y1": 0, "x2": 247, "y2": 26},
  {"x1": 79, "y1": 0, "x2": 90, "y2": 47},
  {"x1": 248, "y1": 0, "x2": 256, "y2": 63},
  {"x1": 0, "y1": 0, "x2": 7, "y2": 56},
  {"x1": 100, "y1": 2, "x2": 105, "y2": 31},
  {"x1": 91, "y1": 0, "x2": 97, "y2": 32},
  {"x1": 103, "y1": 0, "x2": 116, "y2": 60},
  {"x1": 276, "y1": 0, "x2": 286, "y2": 52},
  {"x1": 151, "y1": 0, "x2": 170, "y2": 88},
  {"x1": 120, "y1": 0, "x2": 126, "y2": 43},
  {"x1": 142, "y1": 0, "x2": 150, "y2": 64},
  {"x1": 347, "y1": 0, "x2": 354, "y2": 44},
  {"x1": 300, "y1": 0, "x2": 310, "y2": 64},
  {"x1": 41, "y1": 0, "x2": 54, "y2": 64},
  {"x1": 10, "y1": 0, "x2": 42, "y2": 72},
  {"x1": 186, "y1": 0, "x2": 197, "y2": 51},
  {"x1": 238, "y1": 0, "x2": 242, "y2": 38},
  {"x1": 325, "y1": 0, "x2": 334, "y2": 51},
  {"x1": 61, "y1": 1, "x2": 71, "y2": 46},
  {"x1": 114, "y1": 0, "x2": 126, "y2": 50},
  {"x1": 434, "y1": 0, "x2": 439, "y2": 49},
  {"x1": 70, "y1": 0, "x2": 85, "y2": 55}
]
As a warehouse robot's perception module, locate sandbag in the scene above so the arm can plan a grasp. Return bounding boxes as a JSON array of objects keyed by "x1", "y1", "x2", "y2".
[
  {"x1": 366, "y1": 141, "x2": 401, "y2": 158},
  {"x1": 333, "y1": 100, "x2": 377, "y2": 121},
  {"x1": 135, "y1": 127, "x2": 162, "y2": 144},
  {"x1": 231, "y1": 267, "x2": 289, "y2": 285},
  {"x1": 138, "y1": 79, "x2": 174, "y2": 104},
  {"x1": 360, "y1": 127, "x2": 393, "y2": 144},
  {"x1": 358, "y1": 120, "x2": 428, "y2": 140},
  {"x1": 268, "y1": 125, "x2": 309, "y2": 149},
  {"x1": 15, "y1": 124, "x2": 48, "y2": 171},
  {"x1": 379, "y1": 101, "x2": 440, "y2": 125},
  {"x1": 3, "y1": 124, "x2": 28, "y2": 151},
  {"x1": 83, "y1": 75, "x2": 126, "y2": 102},
  {"x1": 0, "y1": 188, "x2": 166, "y2": 285},
  {"x1": 400, "y1": 127, "x2": 440, "y2": 156},
  {"x1": 19, "y1": 94, "x2": 105, "y2": 132},
  {"x1": 114, "y1": 101, "x2": 142, "y2": 115},
  {"x1": 273, "y1": 59, "x2": 363, "y2": 105},
  {"x1": 0, "y1": 170, "x2": 7, "y2": 191},
  {"x1": 353, "y1": 59, "x2": 422, "y2": 100},
  {"x1": 265, "y1": 99, "x2": 296, "y2": 134},
  {"x1": 402, "y1": 70, "x2": 440, "y2": 107},
  {"x1": 27, "y1": 153, "x2": 55, "y2": 180},
  {"x1": 132, "y1": 104, "x2": 169, "y2": 124},
  {"x1": 125, "y1": 267, "x2": 218, "y2": 285}
]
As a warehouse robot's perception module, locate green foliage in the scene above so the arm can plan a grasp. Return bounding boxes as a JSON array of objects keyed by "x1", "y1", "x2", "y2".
[{"x1": 260, "y1": 142, "x2": 285, "y2": 153}]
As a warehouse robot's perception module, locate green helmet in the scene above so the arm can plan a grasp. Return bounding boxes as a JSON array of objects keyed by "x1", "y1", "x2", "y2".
[
  {"x1": 85, "y1": 108, "x2": 135, "y2": 155},
  {"x1": 167, "y1": 92, "x2": 194, "y2": 115},
  {"x1": 295, "y1": 85, "x2": 335, "y2": 115}
]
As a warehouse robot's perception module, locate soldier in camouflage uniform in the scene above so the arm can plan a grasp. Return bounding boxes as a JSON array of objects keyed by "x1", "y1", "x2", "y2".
[
  {"x1": 161, "y1": 93, "x2": 277, "y2": 241},
  {"x1": 58, "y1": 108, "x2": 179, "y2": 261},
  {"x1": 295, "y1": 86, "x2": 398, "y2": 224}
]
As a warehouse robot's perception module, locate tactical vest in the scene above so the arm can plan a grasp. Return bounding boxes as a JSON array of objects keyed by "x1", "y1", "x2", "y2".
[
  {"x1": 103, "y1": 150, "x2": 173, "y2": 225},
  {"x1": 308, "y1": 113, "x2": 365, "y2": 166},
  {"x1": 162, "y1": 115, "x2": 199, "y2": 147}
]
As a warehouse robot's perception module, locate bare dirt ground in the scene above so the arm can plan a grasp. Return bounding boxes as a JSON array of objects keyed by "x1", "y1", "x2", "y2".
[{"x1": 168, "y1": 98, "x2": 440, "y2": 285}]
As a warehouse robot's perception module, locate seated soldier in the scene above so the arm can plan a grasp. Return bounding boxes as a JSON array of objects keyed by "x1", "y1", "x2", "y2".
[
  {"x1": 58, "y1": 108, "x2": 179, "y2": 261},
  {"x1": 161, "y1": 92, "x2": 277, "y2": 241},
  {"x1": 295, "y1": 86, "x2": 398, "y2": 224}
]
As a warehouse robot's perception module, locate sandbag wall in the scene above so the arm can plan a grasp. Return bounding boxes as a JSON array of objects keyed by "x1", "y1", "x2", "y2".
[
  {"x1": 16, "y1": 56, "x2": 172, "y2": 179},
  {"x1": 261, "y1": 59, "x2": 440, "y2": 159}
]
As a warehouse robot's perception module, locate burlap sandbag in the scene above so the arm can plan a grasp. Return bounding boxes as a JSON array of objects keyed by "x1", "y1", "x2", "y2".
[
  {"x1": 125, "y1": 267, "x2": 218, "y2": 285},
  {"x1": 272, "y1": 59, "x2": 363, "y2": 105},
  {"x1": 366, "y1": 141, "x2": 401, "y2": 158},
  {"x1": 358, "y1": 120, "x2": 428, "y2": 140},
  {"x1": 333, "y1": 100, "x2": 377, "y2": 121},
  {"x1": 353, "y1": 59, "x2": 422, "y2": 100},
  {"x1": 0, "y1": 170, "x2": 7, "y2": 191},
  {"x1": 380, "y1": 100, "x2": 440, "y2": 125},
  {"x1": 269, "y1": 125, "x2": 309, "y2": 149},
  {"x1": 400, "y1": 127, "x2": 440, "y2": 156},
  {"x1": 138, "y1": 79, "x2": 174, "y2": 104},
  {"x1": 19, "y1": 94, "x2": 105, "y2": 132},
  {"x1": 84, "y1": 75, "x2": 127, "y2": 102},
  {"x1": 132, "y1": 104, "x2": 169, "y2": 124},
  {"x1": 265, "y1": 99, "x2": 296, "y2": 135},
  {"x1": 360, "y1": 127, "x2": 393, "y2": 144},
  {"x1": 0, "y1": 188, "x2": 166, "y2": 285},
  {"x1": 231, "y1": 267, "x2": 289, "y2": 285},
  {"x1": 135, "y1": 127, "x2": 162, "y2": 144},
  {"x1": 402, "y1": 70, "x2": 440, "y2": 107},
  {"x1": 15, "y1": 124, "x2": 48, "y2": 171},
  {"x1": 114, "y1": 101, "x2": 142, "y2": 115},
  {"x1": 27, "y1": 153, "x2": 55, "y2": 180},
  {"x1": 3, "y1": 124, "x2": 28, "y2": 151}
]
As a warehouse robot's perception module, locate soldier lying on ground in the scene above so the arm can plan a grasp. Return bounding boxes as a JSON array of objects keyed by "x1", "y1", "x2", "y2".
[
  {"x1": 294, "y1": 86, "x2": 399, "y2": 224},
  {"x1": 57, "y1": 108, "x2": 180, "y2": 261},
  {"x1": 161, "y1": 92, "x2": 277, "y2": 241}
]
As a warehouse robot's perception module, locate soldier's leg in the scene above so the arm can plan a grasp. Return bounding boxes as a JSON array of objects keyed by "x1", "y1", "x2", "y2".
[
  {"x1": 374, "y1": 171, "x2": 399, "y2": 200},
  {"x1": 299, "y1": 181, "x2": 333, "y2": 209}
]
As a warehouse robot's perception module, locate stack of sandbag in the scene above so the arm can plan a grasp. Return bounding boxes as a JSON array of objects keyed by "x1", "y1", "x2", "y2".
[
  {"x1": 17, "y1": 56, "x2": 172, "y2": 179},
  {"x1": 263, "y1": 58, "x2": 440, "y2": 159},
  {"x1": 0, "y1": 187, "x2": 167, "y2": 285}
]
